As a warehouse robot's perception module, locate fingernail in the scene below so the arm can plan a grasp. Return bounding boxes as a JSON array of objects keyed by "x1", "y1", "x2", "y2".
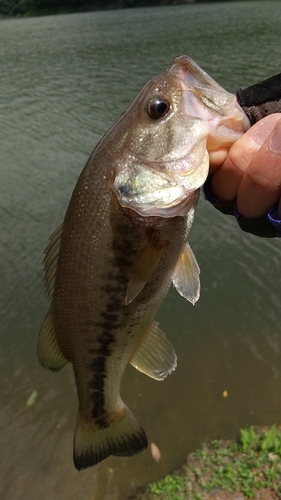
[
  {"x1": 269, "y1": 121, "x2": 281, "y2": 154},
  {"x1": 255, "y1": 120, "x2": 273, "y2": 145}
]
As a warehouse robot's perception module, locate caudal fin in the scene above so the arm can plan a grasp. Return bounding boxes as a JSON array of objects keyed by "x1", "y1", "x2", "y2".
[{"x1": 73, "y1": 406, "x2": 148, "y2": 470}]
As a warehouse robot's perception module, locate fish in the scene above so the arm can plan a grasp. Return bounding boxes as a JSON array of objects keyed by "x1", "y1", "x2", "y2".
[{"x1": 38, "y1": 56, "x2": 249, "y2": 470}]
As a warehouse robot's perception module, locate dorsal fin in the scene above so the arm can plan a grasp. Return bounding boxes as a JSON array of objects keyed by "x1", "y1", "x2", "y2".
[
  {"x1": 43, "y1": 223, "x2": 63, "y2": 299},
  {"x1": 172, "y1": 242, "x2": 200, "y2": 305}
]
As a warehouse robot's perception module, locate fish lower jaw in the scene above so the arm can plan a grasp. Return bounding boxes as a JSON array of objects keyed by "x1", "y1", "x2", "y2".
[
  {"x1": 114, "y1": 168, "x2": 204, "y2": 219},
  {"x1": 119, "y1": 191, "x2": 197, "y2": 218}
]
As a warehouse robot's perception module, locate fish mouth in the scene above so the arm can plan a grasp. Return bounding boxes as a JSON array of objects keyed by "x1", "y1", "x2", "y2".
[
  {"x1": 171, "y1": 55, "x2": 250, "y2": 131},
  {"x1": 171, "y1": 55, "x2": 236, "y2": 117}
]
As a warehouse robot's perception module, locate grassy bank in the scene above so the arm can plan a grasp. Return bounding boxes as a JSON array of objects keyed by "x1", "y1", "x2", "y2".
[{"x1": 128, "y1": 426, "x2": 281, "y2": 500}]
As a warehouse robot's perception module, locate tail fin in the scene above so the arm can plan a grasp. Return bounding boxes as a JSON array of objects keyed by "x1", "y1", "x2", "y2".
[{"x1": 73, "y1": 406, "x2": 148, "y2": 470}]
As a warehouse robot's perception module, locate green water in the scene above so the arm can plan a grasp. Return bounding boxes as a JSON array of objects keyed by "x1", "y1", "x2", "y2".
[{"x1": 1, "y1": 2, "x2": 280, "y2": 499}]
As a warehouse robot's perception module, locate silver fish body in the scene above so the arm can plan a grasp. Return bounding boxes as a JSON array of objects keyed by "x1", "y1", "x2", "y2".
[{"x1": 38, "y1": 56, "x2": 249, "y2": 469}]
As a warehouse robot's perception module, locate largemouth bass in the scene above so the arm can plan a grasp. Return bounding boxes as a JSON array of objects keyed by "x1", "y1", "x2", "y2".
[{"x1": 38, "y1": 56, "x2": 249, "y2": 470}]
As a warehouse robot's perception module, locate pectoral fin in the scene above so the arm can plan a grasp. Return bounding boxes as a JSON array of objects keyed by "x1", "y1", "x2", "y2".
[
  {"x1": 172, "y1": 242, "x2": 200, "y2": 305},
  {"x1": 129, "y1": 321, "x2": 177, "y2": 380},
  {"x1": 37, "y1": 309, "x2": 68, "y2": 372},
  {"x1": 125, "y1": 233, "x2": 167, "y2": 305}
]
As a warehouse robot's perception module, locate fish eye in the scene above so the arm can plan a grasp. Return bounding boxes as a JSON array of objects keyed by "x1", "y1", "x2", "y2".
[{"x1": 147, "y1": 95, "x2": 171, "y2": 119}]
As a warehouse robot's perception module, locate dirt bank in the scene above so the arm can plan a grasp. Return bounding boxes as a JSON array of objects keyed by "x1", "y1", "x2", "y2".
[{"x1": 127, "y1": 426, "x2": 281, "y2": 500}]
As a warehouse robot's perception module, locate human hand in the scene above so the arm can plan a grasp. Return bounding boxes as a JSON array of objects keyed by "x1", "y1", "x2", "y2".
[{"x1": 208, "y1": 114, "x2": 281, "y2": 218}]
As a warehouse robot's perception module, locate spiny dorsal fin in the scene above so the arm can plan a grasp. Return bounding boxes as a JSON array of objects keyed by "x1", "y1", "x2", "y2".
[
  {"x1": 43, "y1": 223, "x2": 63, "y2": 299},
  {"x1": 125, "y1": 232, "x2": 167, "y2": 305},
  {"x1": 129, "y1": 321, "x2": 177, "y2": 380},
  {"x1": 37, "y1": 308, "x2": 68, "y2": 372},
  {"x1": 172, "y1": 242, "x2": 200, "y2": 305}
]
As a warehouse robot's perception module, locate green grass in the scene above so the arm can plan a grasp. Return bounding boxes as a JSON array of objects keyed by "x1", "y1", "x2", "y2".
[{"x1": 146, "y1": 426, "x2": 281, "y2": 499}]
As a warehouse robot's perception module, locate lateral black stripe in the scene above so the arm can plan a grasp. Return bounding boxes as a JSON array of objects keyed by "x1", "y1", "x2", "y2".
[{"x1": 87, "y1": 227, "x2": 136, "y2": 425}]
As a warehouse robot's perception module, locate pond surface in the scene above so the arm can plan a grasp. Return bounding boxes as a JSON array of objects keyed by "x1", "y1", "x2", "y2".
[{"x1": 1, "y1": 1, "x2": 281, "y2": 499}]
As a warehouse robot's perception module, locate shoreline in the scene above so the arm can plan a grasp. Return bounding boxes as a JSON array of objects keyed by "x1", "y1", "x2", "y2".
[
  {"x1": 0, "y1": 0, "x2": 260, "y2": 20},
  {"x1": 127, "y1": 426, "x2": 281, "y2": 500}
]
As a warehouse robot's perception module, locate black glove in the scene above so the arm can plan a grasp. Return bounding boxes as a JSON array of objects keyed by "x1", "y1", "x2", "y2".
[{"x1": 237, "y1": 73, "x2": 281, "y2": 125}]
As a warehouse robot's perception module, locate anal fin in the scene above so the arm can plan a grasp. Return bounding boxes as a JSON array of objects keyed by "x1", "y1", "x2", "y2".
[
  {"x1": 172, "y1": 242, "x2": 200, "y2": 305},
  {"x1": 37, "y1": 308, "x2": 68, "y2": 372},
  {"x1": 129, "y1": 321, "x2": 177, "y2": 381}
]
